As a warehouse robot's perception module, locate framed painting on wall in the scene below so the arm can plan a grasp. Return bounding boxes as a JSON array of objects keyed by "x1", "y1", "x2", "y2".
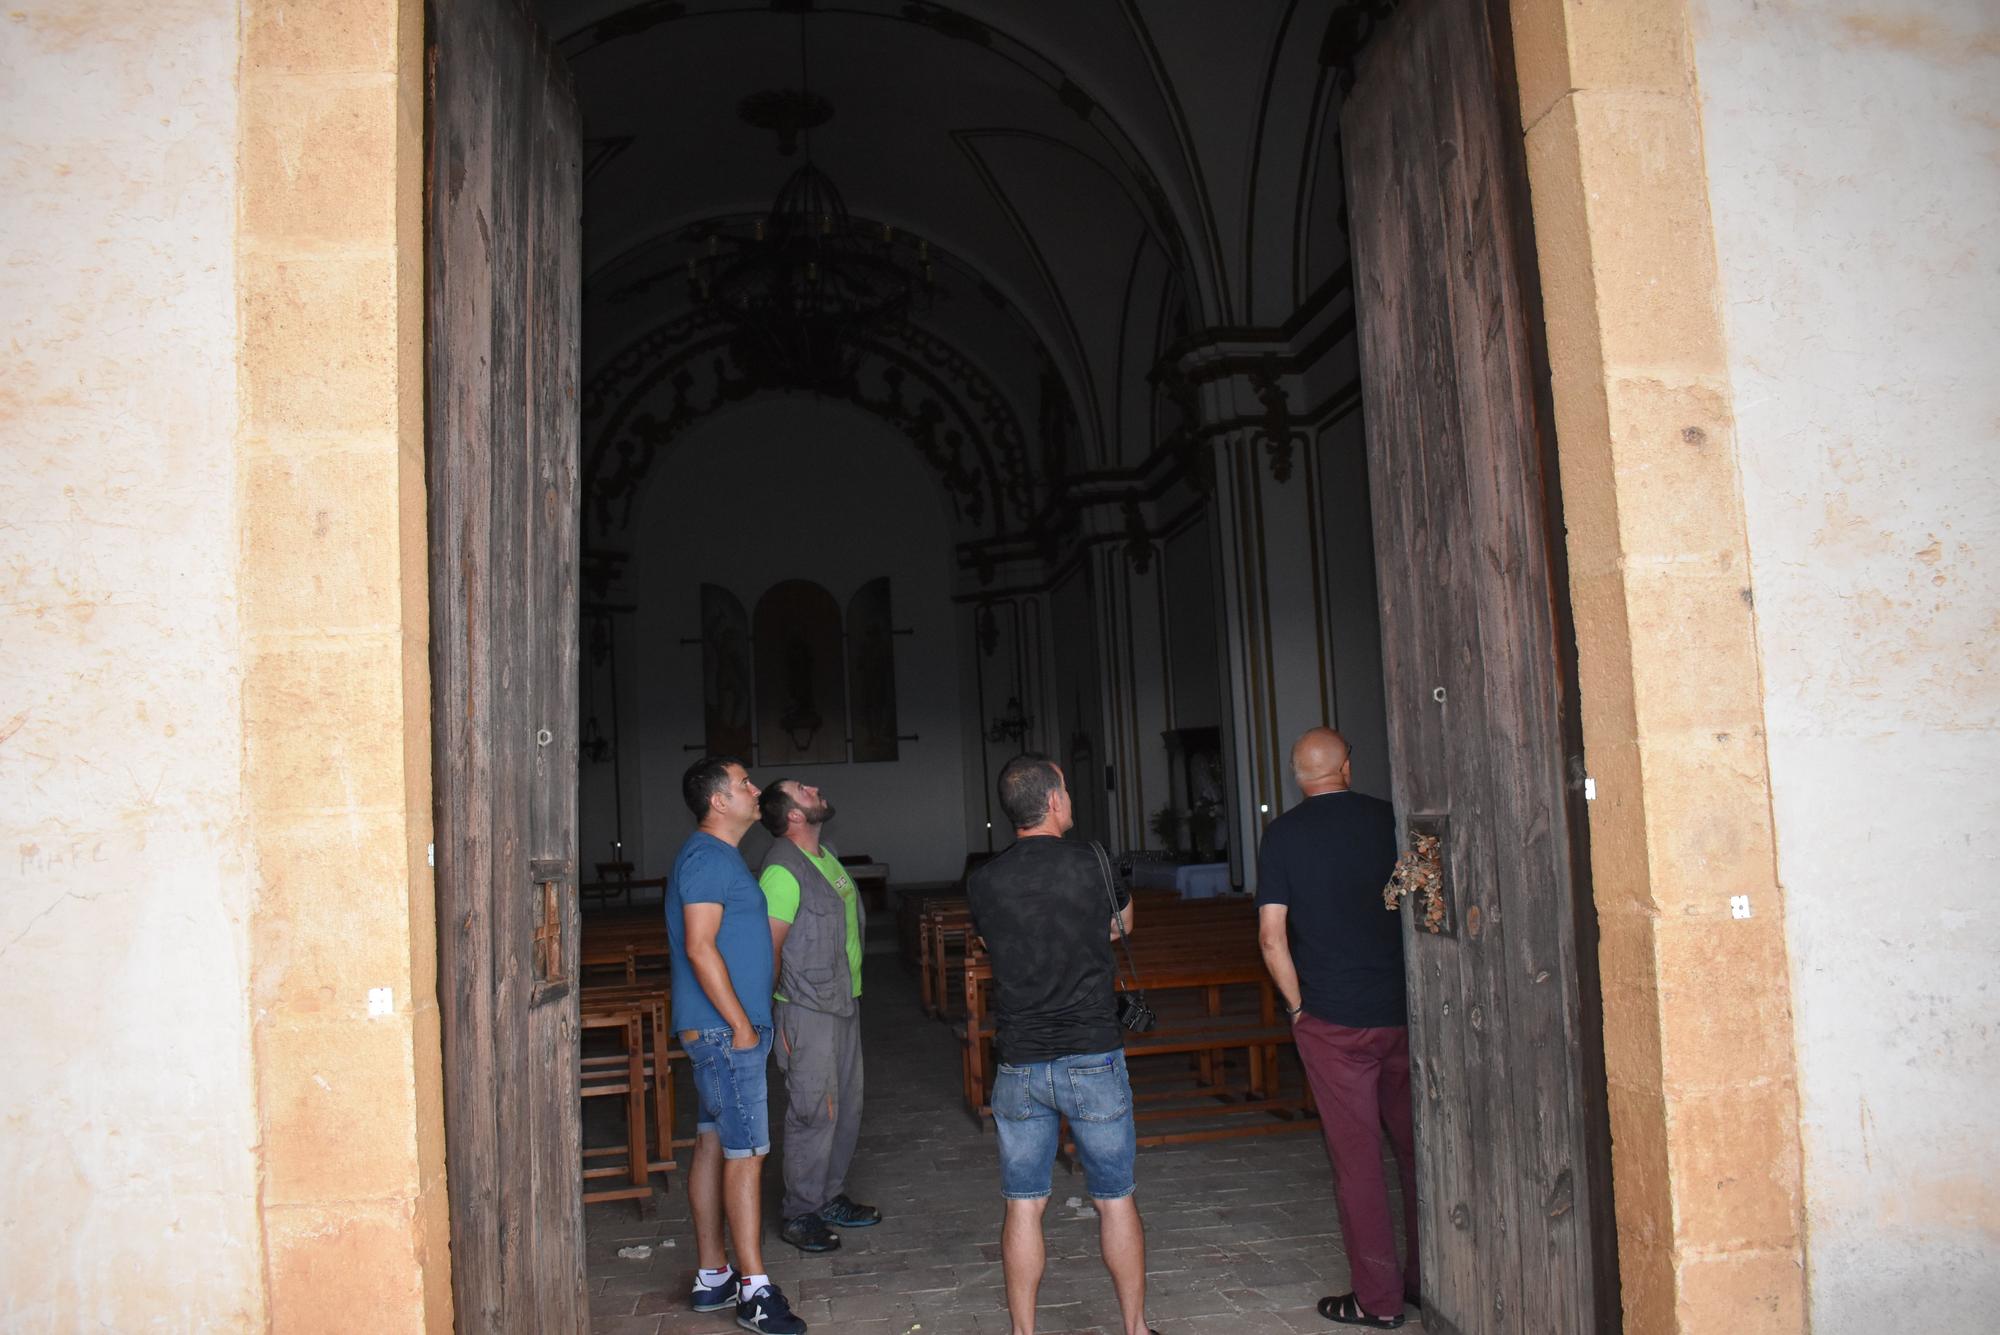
[
  {"x1": 754, "y1": 579, "x2": 848, "y2": 766},
  {"x1": 700, "y1": 584, "x2": 752, "y2": 757},
  {"x1": 847, "y1": 577, "x2": 899, "y2": 762}
]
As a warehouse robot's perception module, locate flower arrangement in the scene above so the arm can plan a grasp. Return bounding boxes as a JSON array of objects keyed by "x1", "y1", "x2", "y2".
[{"x1": 1384, "y1": 830, "x2": 1448, "y2": 933}]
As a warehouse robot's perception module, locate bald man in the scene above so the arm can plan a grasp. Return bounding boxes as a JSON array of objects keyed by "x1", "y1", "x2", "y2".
[{"x1": 1256, "y1": 728, "x2": 1418, "y2": 1329}]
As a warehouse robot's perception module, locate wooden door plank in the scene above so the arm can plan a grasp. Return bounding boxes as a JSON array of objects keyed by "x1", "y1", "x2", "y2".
[
  {"x1": 1346, "y1": 34, "x2": 1483, "y2": 1324},
  {"x1": 1405, "y1": 15, "x2": 1532, "y2": 1328},
  {"x1": 1343, "y1": 0, "x2": 1609, "y2": 1330},
  {"x1": 523, "y1": 36, "x2": 587, "y2": 1329},
  {"x1": 1427, "y1": 6, "x2": 1593, "y2": 1328},
  {"x1": 429, "y1": 0, "x2": 502, "y2": 1325},
  {"x1": 485, "y1": 6, "x2": 535, "y2": 1320},
  {"x1": 430, "y1": 0, "x2": 586, "y2": 1328}
]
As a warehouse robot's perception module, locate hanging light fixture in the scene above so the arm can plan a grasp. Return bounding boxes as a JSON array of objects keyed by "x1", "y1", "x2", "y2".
[
  {"x1": 688, "y1": 12, "x2": 932, "y2": 391},
  {"x1": 987, "y1": 694, "x2": 1034, "y2": 747}
]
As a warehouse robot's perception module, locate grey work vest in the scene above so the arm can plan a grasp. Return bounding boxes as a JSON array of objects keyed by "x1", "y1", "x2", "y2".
[{"x1": 760, "y1": 839, "x2": 865, "y2": 1016}]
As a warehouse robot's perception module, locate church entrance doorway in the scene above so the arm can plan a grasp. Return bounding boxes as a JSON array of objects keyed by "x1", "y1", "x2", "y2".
[{"x1": 419, "y1": 1, "x2": 1618, "y2": 1330}]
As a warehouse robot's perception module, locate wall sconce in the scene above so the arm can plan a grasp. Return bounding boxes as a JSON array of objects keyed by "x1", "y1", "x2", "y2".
[
  {"x1": 583, "y1": 715, "x2": 611, "y2": 765},
  {"x1": 987, "y1": 694, "x2": 1033, "y2": 746}
]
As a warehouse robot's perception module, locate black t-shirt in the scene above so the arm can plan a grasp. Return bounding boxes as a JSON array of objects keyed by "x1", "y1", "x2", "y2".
[
  {"x1": 1255, "y1": 790, "x2": 1407, "y2": 1028},
  {"x1": 966, "y1": 835, "x2": 1132, "y2": 1064}
]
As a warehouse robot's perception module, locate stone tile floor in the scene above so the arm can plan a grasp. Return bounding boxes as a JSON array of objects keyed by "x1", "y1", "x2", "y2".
[{"x1": 587, "y1": 952, "x2": 1416, "y2": 1334}]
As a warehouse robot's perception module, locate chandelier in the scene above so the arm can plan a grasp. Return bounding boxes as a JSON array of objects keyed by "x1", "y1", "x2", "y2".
[{"x1": 688, "y1": 17, "x2": 933, "y2": 391}]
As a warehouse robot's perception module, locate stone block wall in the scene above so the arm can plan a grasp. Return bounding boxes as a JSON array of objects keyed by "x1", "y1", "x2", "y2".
[
  {"x1": 1508, "y1": 1, "x2": 1809, "y2": 1330},
  {"x1": 237, "y1": 0, "x2": 448, "y2": 1330}
]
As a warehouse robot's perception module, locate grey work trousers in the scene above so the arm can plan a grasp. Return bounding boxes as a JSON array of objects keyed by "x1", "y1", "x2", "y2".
[{"x1": 772, "y1": 1000, "x2": 865, "y2": 1220}]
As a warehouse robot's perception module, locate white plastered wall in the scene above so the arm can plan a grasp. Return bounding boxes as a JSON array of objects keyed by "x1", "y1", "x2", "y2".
[
  {"x1": 0, "y1": 2, "x2": 266, "y2": 1327},
  {"x1": 624, "y1": 397, "x2": 970, "y2": 885},
  {"x1": 1689, "y1": 3, "x2": 2000, "y2": 1326}
]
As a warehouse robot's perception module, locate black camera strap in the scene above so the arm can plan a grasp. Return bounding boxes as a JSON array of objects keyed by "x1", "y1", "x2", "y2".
[{"x1": 1090, "y1": 841, "x2": 1149, "y2": 1009}]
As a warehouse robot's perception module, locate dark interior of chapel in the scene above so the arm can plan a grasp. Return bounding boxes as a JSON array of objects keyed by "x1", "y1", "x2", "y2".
[{"x1": 551, "y1": 1, "x2": 1396, "y2": 898}]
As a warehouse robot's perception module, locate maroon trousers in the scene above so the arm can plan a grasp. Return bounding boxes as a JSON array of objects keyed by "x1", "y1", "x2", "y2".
[{"x1": 1293, "y1": 1014, "x2": 1420, "y2": 1318}]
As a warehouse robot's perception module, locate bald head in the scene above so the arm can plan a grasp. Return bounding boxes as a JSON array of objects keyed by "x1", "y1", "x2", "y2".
[{"x1": 1290, "y1": 727, "x2": 1352, "y2": 796}]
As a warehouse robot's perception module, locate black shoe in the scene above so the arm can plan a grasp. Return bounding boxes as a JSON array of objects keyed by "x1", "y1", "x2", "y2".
[
  {"x1": 779, "y1": 1211, "x2": 841, "y2": 1253},
  {"x1": 736, "y1": 1281, "x2": 809, "y2": 1333},
  {"x1": 1317, "y1": 1292, "x2": 1405, "y2": 1328},
  {"x1": 816, "y1": 1193, "x2": 881, "y2": 1228}
]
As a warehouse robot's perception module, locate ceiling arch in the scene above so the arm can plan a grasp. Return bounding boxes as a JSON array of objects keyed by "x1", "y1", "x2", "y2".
[
  {"x1": 546, "y1": 1, "x2": 1219, "y2": 314},
  {"x1": 543, "y1": 0, "x2": 1386, "y2": 582}
]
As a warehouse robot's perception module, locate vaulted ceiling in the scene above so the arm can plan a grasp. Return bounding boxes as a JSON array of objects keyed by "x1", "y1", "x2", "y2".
[{"x1": 545, "y1": 0, "x2": 1384, "y2": 573}]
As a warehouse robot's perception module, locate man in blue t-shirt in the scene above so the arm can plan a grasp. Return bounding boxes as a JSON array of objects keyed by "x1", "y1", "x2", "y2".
[
  {"x1": 1256, "y1": 727, "x2": 1418, "y2": 1330},
  {"x1": 666, "y1": 755, "x2": 806, "y2": 1335}
]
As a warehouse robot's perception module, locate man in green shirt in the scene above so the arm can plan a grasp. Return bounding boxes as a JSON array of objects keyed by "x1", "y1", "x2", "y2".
[{"x1": 758, "y1": 779, "x2": 881, "y2": 1253}]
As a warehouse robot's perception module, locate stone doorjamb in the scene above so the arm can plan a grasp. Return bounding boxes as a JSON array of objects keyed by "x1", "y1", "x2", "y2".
[
  {"x1": 1507, "y1": 2, "x2": 1809, "y2": 1331},
  {"x1": 236, "y1": 0, "x2": 450, "y2": 1330}
]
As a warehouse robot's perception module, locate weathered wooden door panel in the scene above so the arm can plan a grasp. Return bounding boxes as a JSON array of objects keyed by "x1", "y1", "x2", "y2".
[
  {"x1": 1344, "y1": 1, "x2": 1615, "y2": 1331},
  {"x1": 428, "y1": 0, "x2": 584, "y2": 1329}
]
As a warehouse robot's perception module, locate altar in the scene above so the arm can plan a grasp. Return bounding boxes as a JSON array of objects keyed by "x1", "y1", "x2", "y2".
[{"x1": 1128, "y1": 860, "x2": 1236, "y2": 900}]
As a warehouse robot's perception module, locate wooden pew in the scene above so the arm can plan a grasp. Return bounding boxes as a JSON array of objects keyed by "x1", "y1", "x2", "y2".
[
  {"x1": 578, "y1": 998, "x2": 653, "y2": 1206},
  {"x1": 580, "y1": 980, "x2": 682, "y2": 1177},
  {"x1": 954, "y1": 899, "x2": 1318, "y2": 1147},
  {"x1": 923, "y1": 885, "x2": 1189, "y2": 1020},
  {"x1": 581, "y1": 906, "x2": 668, "y2": 983}
]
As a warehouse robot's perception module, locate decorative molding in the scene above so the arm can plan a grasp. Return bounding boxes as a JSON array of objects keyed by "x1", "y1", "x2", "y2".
[
  {"x1": 1157, "y1": 263, "x2": 1351, "y2": 369},
  {"x1": 1122, "y1": 497, "x2": 1154, "y2": 573},
  {"x1": 900, "y1": 2, "x2": 994, "y2": 48},
  {"x1": 579, "y1": 312, "x2": 1036, "y2": 546},
  {"x1": 1249, "y1": 356, "x2": 1306, "y2": 483}
]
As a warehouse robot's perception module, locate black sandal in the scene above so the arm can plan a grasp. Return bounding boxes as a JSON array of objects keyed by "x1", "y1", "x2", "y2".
[{"x1": 1318, "y1": 1292, "x2": 1406, "y2": 1329}]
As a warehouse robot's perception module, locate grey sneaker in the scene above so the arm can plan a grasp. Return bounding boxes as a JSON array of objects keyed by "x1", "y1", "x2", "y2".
[{"x1": 816, "y1": 1194, "x2": 881, "y2": 1228}]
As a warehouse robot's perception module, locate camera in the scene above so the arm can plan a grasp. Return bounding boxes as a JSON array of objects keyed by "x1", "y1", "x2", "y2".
[{"x1": 1116, "y1": 992, "x2": 1157, "y2": 1034}]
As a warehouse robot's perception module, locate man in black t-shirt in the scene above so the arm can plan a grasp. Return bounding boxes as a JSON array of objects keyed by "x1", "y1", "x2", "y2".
[
  {"x1": 1256, "y1": 727, "x2": 1419, "y2": 1330},
  {"x1": 967, "y1": 754, "x2": 1156, "y2": 1335}
]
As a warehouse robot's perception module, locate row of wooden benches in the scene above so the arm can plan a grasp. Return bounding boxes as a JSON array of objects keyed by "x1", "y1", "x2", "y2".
[
  {"x1": 903, "y1": 884, "x2": 1194, "y2": 1020},
  {"x1": 578, "y1": 910, "x2": 683, "y2": 1208},
  {"x1": 903, "y1": 889, "x2": 1325, "y2": 1149}
]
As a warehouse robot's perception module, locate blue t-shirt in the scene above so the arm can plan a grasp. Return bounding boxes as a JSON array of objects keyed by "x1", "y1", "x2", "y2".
[{"x1": 665, "y1": 831, "x2": 775, "y2": 1033}]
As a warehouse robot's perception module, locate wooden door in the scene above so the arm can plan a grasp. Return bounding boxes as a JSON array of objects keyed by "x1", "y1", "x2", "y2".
[
  {"x1": 1342, "y1": 0, "x2": 1618, "y2": 1331},
  {"x1": 426, "y1": 0, "x2": 586, "y2": 1329}
]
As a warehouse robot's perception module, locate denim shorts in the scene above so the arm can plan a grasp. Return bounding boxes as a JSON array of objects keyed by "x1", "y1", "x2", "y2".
[
  {"x1": 684, "y1": 1024, "x2": 773, "y2": 1159},
  {"x1": 992, "y1": 1048, "x2": 1137, "y2": 1201}
]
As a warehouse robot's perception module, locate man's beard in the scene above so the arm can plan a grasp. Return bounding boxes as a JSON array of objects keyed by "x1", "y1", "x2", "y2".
[{"x1": 807, "y1": 802, "x2": 835, "y2": 825}]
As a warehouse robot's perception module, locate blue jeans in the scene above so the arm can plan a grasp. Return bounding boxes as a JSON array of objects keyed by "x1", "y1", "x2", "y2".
[
  {"x1": 992, "y1": 1049, "x2": 1137, "y2": 1200},
  {"x1": 684, "y1": 1024, "x2": 773, "y2": 1158}
]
